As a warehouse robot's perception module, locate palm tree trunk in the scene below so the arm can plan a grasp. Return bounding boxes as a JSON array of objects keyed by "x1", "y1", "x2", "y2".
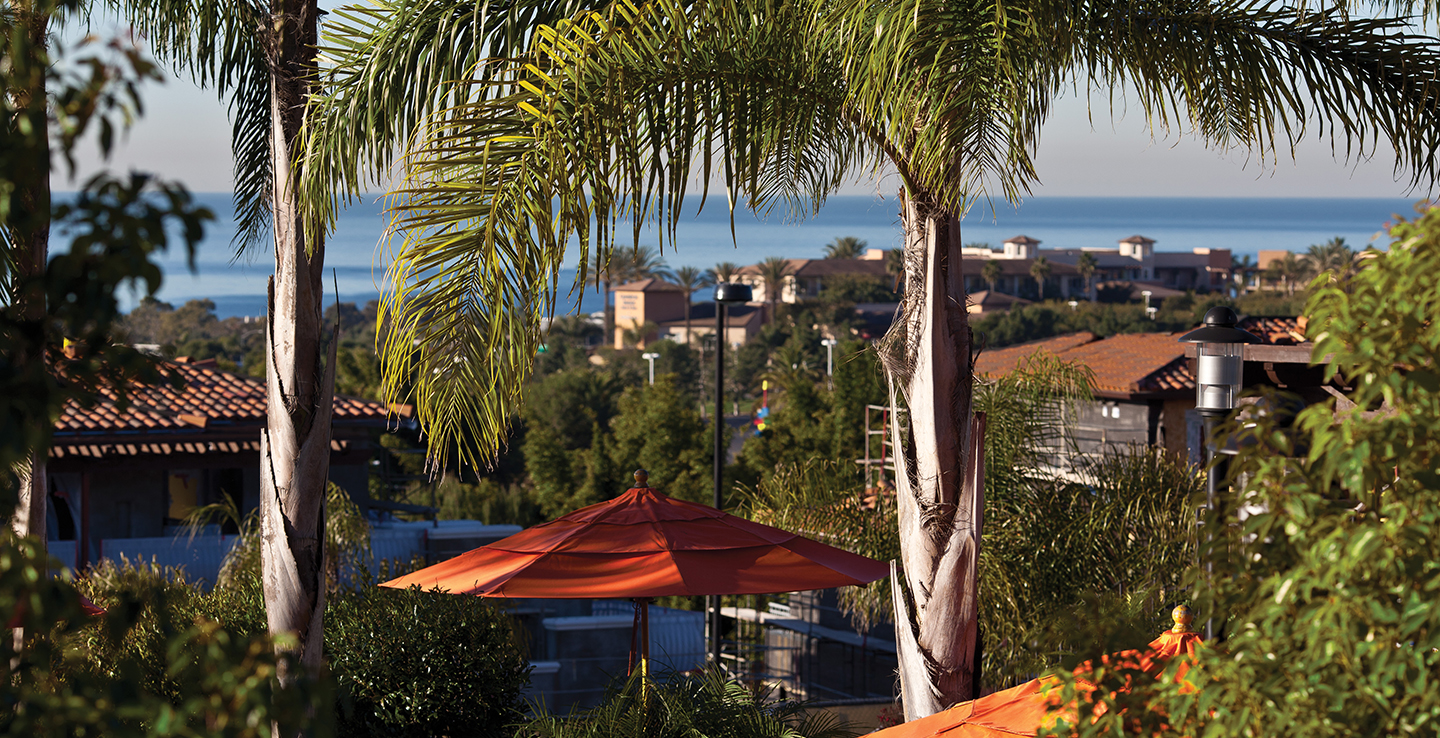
[
  {"x1": 259, "y1": 0, "x2": 331, "y2": 681},
  {"x1": 880, "y1": 191, "x2": 985, "y2": 719},
  {"x1": 9, "y1": 1, "x2": 50, "y2": 552}
]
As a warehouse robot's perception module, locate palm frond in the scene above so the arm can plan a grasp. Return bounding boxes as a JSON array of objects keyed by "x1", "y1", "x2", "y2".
[
  {"x1": 108, "y1": 0, "x2": 272, "y2": 254},
  {"x1": 378, "y1": 0, "x2": 874, "y2": 469},
  {"x1": 298, "y1": 0, "x2": 609, "y2": 241}
]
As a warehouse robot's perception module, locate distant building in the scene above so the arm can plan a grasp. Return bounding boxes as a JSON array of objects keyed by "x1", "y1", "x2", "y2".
[
  {"x1": 657, "y1": 301, "x2": 765, "y2": 348},
  {"x1": 968, "y1": 234, "x2": 1232, "y2": 296},
  {"x1": 612, "y1": 278, "x2": 689, "y2": 348},
  {"x1": 975, "y1": 332, "x2": 1196, "y2": 460},
  {"x1": 736, "y1": 251, "x2": 889, "y2": 305}
]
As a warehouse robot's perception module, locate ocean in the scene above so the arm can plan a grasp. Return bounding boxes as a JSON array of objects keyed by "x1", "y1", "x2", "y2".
[{"x1": 115, "y1": 193, "x2": 1420, "y2": 318}]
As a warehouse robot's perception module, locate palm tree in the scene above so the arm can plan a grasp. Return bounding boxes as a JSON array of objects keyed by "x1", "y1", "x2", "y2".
[
  {"x1": 1076, "y1": 252, "x2": 1098, "y2": 302},
  {"x1": 885, "y1": 248, "x2": 906, "y2": 292},
  {"x1": 756, "y1": 256, "x2": 794, "y2": 311},
  {"x1": 1271, "y1": 252, "x2": 1315, "y2": 295},
  {"x1": 114, "y1": 0, "x2": 344, "y2": 676},
  {"x1": 981, "y1": 259, "x2": 1003, "y2": 294},
  {"x1": 613, "y1": 244, "x2": 674, "y2": 284},
  {"x1": 585, "y1": 247, "x2": 616, "y2": 339},
  {"x1": 5, "y1": 0, "x2": 56, "y2": 551},
  {"x1": 1030, "y1": 256, "x2": 1052, "y2": 301},
  {"x1": 1231, "y1": 254, "x2": 1255, "y2": 295},
  {"x1": 1306, "y1": 237, "x2": 1357, "y2": 281},
  {"x1": 673, "y1": 266, "x2": 713, "y2": 344},
  {"x1": 301, "y1": 0, "x2": 1440, "y2": 715},
  {"x1": 708, "y1": 261, "x2": 740, "y2": 284},
  {"x1": 824, "y1": 236, "x2": 868, "y2": 259}
]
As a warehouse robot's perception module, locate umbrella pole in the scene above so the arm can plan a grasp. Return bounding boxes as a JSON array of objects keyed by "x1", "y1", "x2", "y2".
[
  {"x1": 640, "y1": 598, "x2": 651, "y2": 679},
  {"x1": 629, "y1": 598, "x2": 652, "y2": 679}
]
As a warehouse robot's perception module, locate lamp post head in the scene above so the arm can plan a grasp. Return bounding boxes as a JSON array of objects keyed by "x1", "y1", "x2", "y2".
[
  {"x1": 642, "y1": 352, "x2": 660, "y2": 360},
  {"x1": 821, "y1": 338, "x2": 837, "y2": 347},
  {"x1": 714, "y1": 282, "x2": 753, "y2": 303},
  {"x1": 1179, "y1": 306, "x2": 1261, "y2": 414}
]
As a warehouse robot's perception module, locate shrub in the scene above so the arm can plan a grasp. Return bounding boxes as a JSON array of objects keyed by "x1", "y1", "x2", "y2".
[
  {"x1": 75, "y1": 557, "x2": 529, "y2": 738},
  {"x1": 522, "y1": 667, "x2": 857, "y2": 738},
  {"x1": 326, "y1": 581, "x2": 530, "y2": 738}
]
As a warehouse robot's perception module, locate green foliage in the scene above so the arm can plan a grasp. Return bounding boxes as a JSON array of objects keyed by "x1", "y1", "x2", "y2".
[
  {"x1": 743, "y1": 355, "x2": 1201, "y2": 689},
  {"x1": 739, "y1": 460, "x2": 897, "y2": 630},
  {"x1": 823, "y1": 236, "x2": 867, "y2": 260},
  {"x1": 522, "y1": 667, "x2": 857, "y2": 738},
  {"x1": 973, "y1": 290, "x2": 1310, "y2": 349},
  {"x1": 609, "y1": 375, "x2": 713, "y2": 503},
  {"x1": 26, "y1": 546, "x2": 325, "y2": 737},
  {"x1": 327, "y1": 582, "x2": 530, "y2": 738},
  {"x1": 74, "y1": 557, "x2": 529, "y2": 738},
  {"x1": 1053, "y1": 208, "x2": 1440, "y2": 737},
  {"x1": 817, "y1": 273, "x2": 896, "y2": 304},
  {"x1": 523, "y1": 369, "x2": 626, "y2": 516}
]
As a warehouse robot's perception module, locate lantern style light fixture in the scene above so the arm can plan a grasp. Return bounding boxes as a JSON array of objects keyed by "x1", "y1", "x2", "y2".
[
  {"x1": 710, "y1": 281, "x2": 752, "y2": 668},
  {"x1": 1178, "y1": 306, "x2": 1260, "y2": 416}
]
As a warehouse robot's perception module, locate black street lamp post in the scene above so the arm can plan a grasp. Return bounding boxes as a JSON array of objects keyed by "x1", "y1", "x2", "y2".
[
  {"x1": 710, "y1": 282, "x2": 752, "y2": 668},
  {"x1": 1178, "y1": 306, "x2": 1259, "y2": 640}
]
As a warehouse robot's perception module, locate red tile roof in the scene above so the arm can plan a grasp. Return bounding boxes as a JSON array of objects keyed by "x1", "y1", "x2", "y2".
[
  {"x1": 613, "y1": 278, "x2": 687, "y2": 292},
  {"x1": 1237, "y1": 316, "x2": 1305, "y2": 345},
  {"x1": 976, "y1": 331, "x2": 1194, "y2": 399},
  {"x1": 51, "y1": 358, "x2": 393, "y2": 460},
  {"x1": 975, "y1": 333, "x2": 1098, "y2": 377}
]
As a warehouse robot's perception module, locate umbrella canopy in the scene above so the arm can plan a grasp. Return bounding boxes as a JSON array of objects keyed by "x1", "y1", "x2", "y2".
[
  {"x1": 873, "y1": 609, "x2": 1203, "y2": 738},
  {"x1": 382, "y1": 475, "x2": 889, "y2": 598}
]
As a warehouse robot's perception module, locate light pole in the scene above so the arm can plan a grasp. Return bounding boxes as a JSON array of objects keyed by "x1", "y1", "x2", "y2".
[
  {"x1": 641, "y1": 352, "x2": 659, "y2": 385},
  {"x1": 1178, "y1": 306, "x2": 1258, "y2": 640},
  {"x1": 710, "y1": 281, "x2": 752, "y2": 669},
  {"x1": 1142, "y1": 289, "x2": 1153, "y2": 319},
  {"x1": 821, "y1": 338, "x2": 837, "y2": 376}
]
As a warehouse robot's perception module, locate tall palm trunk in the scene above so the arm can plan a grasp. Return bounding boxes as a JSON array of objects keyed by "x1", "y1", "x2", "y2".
[
  {"x1": 9, "y1": 0, "x2": 50, "y2": 551},
  {"x1": 879, "y1": 191, "x2": 986, "y2": 719},
  {"x1": 259, "y1": 0, "x2": 332, "y2": 679}
]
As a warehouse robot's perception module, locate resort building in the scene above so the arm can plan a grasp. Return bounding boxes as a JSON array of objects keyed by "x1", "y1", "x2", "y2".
[
  {"x1": 735, "y1": 250, "x2": 890, "y2": 305},
  {"x1": 611, "y1": 278, "x2": 689, "y2": 348},
  {"x1": 966, "y1": 234, "x2": 1234, "y2": 297}
]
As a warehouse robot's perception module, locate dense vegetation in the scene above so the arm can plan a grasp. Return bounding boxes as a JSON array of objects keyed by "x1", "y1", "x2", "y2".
[{"x1": 1055, "y1": 211, "x2": 1440, "y2": 737}]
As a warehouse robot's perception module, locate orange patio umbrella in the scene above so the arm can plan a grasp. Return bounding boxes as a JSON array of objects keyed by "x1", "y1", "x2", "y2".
[
  {"x1": 873, "y1": 607, "x2": 1204, "y2": 738},
  {"x1": 382, "y1": 469, "x2": 890, "y2": 670}
]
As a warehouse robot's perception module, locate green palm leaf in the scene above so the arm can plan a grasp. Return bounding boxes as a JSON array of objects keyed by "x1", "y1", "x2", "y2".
[
  {"x1": 107, "y1": 0, "x2": 272, "y2": 253},
  {"x1": 376, "y1": 0, "x2": 871, "y2": 468}
]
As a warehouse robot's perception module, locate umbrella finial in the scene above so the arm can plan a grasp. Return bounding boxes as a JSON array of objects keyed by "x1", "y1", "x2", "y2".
[
  {"x1": 1171, "y1": 604, "x2": 1194, "y2": 633},
  {"x1": 634, "y1": 469, "x2": 649, "y2": 488}
]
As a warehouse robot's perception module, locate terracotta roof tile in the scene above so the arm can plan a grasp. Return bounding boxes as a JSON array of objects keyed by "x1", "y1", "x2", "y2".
[
  {"x1": 51, "y1": 360, "x2": 391, "y2": 460},
  {"x1": 975, "y1": 333, "x2": 1098, "y2": 377},
  {"x1": 976, "y1": 331, "x2": 1194, "y2": 398},
  {"x1": 1237, "y1": 316, "x2": 1305, "y2": 345}
]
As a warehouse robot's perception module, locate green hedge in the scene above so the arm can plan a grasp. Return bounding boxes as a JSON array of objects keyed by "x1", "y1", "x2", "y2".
[
  {"x1": 73, "y1": 560, "x2": 528, "y2": 737},
  {"x1": 328, "y1": 582, "x2": 528, "y2": 737}
]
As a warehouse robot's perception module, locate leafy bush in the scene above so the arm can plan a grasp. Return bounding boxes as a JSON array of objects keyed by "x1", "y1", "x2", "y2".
[
  {"x1": 742, "y1": 354, "x2": 1202, "y2": 689},
  {"x1": 326, "y1": 582, "x2": 530, "y2": 738},
  {"x1": 523, "y1": 668, "x2": 857, "y2": 738},
  {"x1": 1053, "y1": 207, "x2": 1440, "y2": 736}
]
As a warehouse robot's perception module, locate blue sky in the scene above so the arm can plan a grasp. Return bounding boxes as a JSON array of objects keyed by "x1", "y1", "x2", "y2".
[{"x1": 63, "y1": 16, "x2": 1428, "y2": 201}]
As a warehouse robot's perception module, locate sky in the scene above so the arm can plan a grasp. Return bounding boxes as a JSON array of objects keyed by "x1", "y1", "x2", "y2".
[{"x1": 60, "y1": 18, "x2": 1428, "y2": 201}]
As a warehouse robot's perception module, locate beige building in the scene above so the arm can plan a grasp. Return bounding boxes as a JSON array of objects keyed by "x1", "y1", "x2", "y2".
[
  {"x1": 659, "y1": 302, "x2": 764, "y2": 348},
  {"x1": 736, "y1": 249, "x2": 890, "y2": 304},
  {"x1": 612, "y1": 278, "x2": 688, "y2": 348}
]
